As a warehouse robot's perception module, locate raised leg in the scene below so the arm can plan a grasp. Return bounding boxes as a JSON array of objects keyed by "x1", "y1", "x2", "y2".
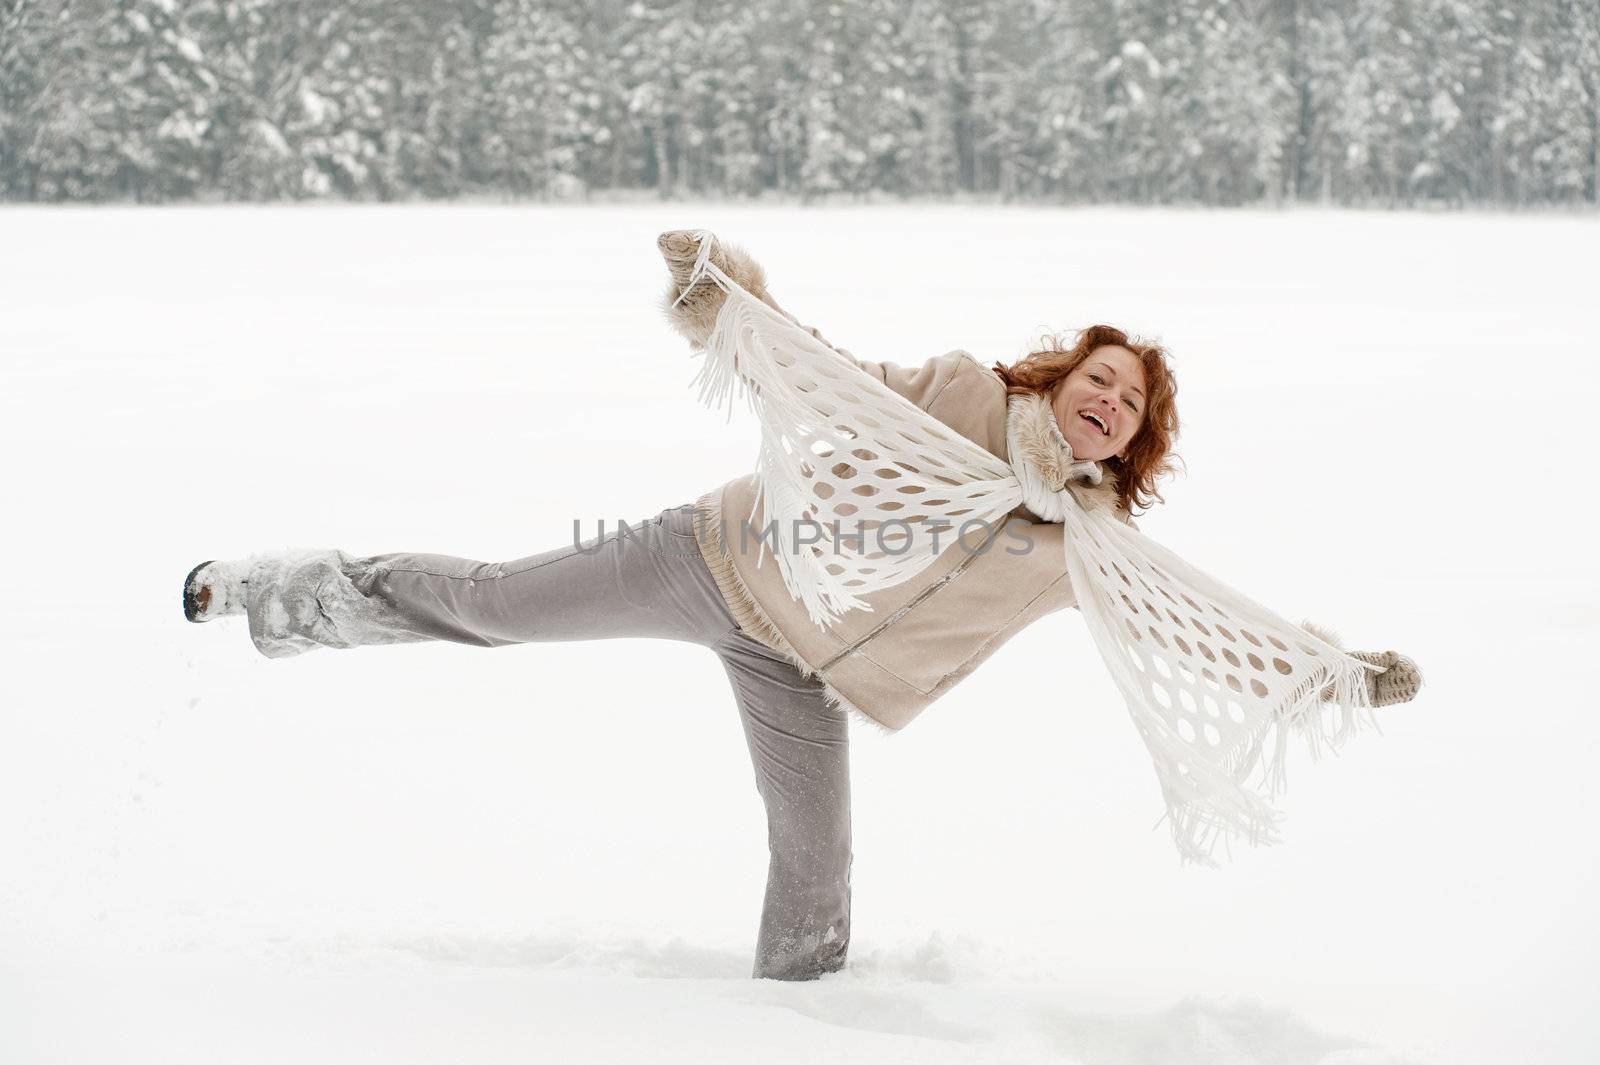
[{"x1": 223, "y1": 504, "x2": 738, "y2": 658}]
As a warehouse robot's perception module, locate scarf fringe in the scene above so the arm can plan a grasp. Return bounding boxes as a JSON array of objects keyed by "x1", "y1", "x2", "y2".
[
  {"x1": 681, "y1": 243, "x2": 1022, "y2": 629},
  {"x1": 1061, "y1": 508, "x2": 1383, "y2": 866}
]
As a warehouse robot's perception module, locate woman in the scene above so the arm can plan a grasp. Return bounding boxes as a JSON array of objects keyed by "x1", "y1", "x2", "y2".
[{"x1": 181, "y1": 230, "x2": 1421, "y2": 981}]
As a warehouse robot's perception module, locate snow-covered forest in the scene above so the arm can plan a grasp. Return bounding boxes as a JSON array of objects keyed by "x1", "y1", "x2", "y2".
[{"x1": 3, "y1": 0, "x2": 1598, "y2": 207}]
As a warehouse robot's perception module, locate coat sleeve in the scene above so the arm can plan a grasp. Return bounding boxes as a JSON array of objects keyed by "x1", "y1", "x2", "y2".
[{"x1": 761, "y1": 297, "x2": 964, "y2": 414}]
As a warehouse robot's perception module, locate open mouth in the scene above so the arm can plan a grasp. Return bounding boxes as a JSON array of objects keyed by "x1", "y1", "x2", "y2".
[{"x1": 1080, "y1": 410, "x2": 1110, "y2": 436}]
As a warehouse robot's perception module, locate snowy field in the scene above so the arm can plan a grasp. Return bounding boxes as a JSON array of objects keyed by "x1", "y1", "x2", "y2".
[{"x1": 2, "y1": 204, "x2": 1596, "y2": 1065}]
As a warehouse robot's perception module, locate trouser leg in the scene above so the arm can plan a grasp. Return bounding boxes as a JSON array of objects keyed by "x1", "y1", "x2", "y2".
[
  {"x1": 231, "y1": 504, "x2": 854, "y2": 981},
  {"x1": 716, "y1": 629, "x2": 852, "y2": 980},
  {"x1": 240, "y1": 504, "x2": 736, "y2": 658}
]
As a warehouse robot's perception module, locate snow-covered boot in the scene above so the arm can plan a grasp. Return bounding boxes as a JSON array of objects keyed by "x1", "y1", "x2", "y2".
[{"x1": 182, "y1": 559, "x2": 250, "y2": 623}]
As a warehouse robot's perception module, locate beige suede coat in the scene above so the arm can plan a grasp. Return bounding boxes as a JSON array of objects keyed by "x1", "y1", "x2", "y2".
[{"x1": 690, "y1": 345, "x2": 1134, "y2": 733}]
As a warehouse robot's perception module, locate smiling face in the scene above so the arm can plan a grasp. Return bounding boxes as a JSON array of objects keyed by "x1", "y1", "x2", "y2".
[{"x1": 1048, "y1": 344, "x2": 1148, "y2": 462}]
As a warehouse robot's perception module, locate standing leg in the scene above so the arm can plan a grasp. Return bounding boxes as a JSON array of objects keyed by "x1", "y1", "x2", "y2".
[{"x1": 715, "y1": 629, "x2": 853, "y2": 980}]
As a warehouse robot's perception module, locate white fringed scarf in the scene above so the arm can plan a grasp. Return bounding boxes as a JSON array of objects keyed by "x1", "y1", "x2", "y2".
[{"x1": 673, "y1": 235, "x2": 1381, "y2": 865}]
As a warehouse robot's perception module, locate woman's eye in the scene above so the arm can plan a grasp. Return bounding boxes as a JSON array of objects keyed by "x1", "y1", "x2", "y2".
[{"x1": 1089, "y1": 374, "x2": 1105, "y2": 384}]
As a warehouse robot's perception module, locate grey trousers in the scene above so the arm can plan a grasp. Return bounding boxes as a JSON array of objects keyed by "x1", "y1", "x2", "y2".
[{"x1": 238, "y1": 502, "x2": 850, "y2": 981}]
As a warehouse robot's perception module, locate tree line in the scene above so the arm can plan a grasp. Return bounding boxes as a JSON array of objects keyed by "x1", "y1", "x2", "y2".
[{"x1": 2, "y1": 0, "x2": 1596, "y2": 206}]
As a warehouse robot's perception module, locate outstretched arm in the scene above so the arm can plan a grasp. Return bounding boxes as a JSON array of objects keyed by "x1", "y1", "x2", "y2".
[
  {"x1": 659, "y1": 229, "x2": 1144, "y2": 530},
  {"x1": 656, "y1": 229, "x2": 962, "y2": 414}
]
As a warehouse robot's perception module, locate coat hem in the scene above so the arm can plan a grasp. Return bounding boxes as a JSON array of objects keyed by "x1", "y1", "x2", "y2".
[{"x1": 691, "y1": 487, "x2": 900, "y2": 736}]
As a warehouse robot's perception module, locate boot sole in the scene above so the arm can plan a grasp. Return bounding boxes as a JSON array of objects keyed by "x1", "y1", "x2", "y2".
[{"x1": 182, "y1": 560, "x2": 217, "y2": 623}]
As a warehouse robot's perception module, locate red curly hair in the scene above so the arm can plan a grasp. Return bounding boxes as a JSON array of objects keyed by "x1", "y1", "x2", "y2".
[{"x1": 991, "y1": 324, "x2": 1182, "y2": 515}]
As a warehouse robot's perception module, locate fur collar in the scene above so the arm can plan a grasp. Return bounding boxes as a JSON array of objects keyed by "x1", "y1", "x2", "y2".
[{"x1": 1004, "y1": 390, "x2": 1123, "y2": 520}]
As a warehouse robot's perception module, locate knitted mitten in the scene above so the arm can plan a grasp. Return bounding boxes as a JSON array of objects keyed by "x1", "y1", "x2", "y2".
[
  {"x1": 1303, "y1": 620, "x2": 1424, "y2": 708},
  {"x1": 657, "y1": 229, "x2": 769, "y2": 349},
  {"x1": 1347, "y1": 648, "x2": 1424, "y2": 706}
]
